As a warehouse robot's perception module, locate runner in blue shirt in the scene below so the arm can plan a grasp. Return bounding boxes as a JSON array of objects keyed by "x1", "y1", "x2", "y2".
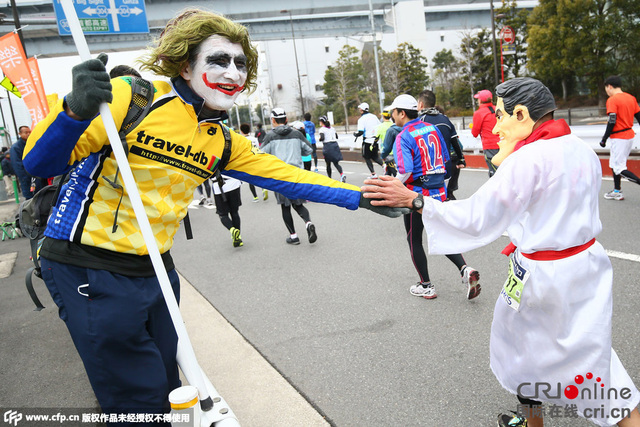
[
  {"x1": 391, "y1": 94, "x2": 480, "y2": 301},
  {"x1": 303, "y1": 113, "x2": 319, "y2": 172}
]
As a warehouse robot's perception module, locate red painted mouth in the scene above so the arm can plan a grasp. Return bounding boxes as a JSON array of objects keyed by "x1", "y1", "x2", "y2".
[{"x1": 202, "y1": 74, "x2": 244, "y2": 95}]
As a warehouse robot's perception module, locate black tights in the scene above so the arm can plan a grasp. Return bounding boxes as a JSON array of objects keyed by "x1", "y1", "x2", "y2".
[
  {"x1": 197, "y1": 180, "x2": 211, "y2": 198},
  {"x1": 248, "y1": 184, "x2": 257, "y2": 198},
  {"x1": 326, "y1": 161, "x2": 343, "y2": 178},
  {"x1": 404, "y1": 211, "x2": 466, "y2": 283},
  {"x1": 364, "y1": 157, "x2": 384, "y2": 174},
  {"x1": 281, "y1": 203, "x2": 311, "y2": 234},
  {"x1": 614, "y1": 170, "x2": 640, "y2": 190},
  {"x1": 218, "y1": 210, "x2": 240, "y2": 231}
]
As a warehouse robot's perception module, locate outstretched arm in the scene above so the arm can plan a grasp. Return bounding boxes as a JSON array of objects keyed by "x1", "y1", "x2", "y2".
[{"x1": 361, "y1": 175, "x2": 418, "y2": 210}]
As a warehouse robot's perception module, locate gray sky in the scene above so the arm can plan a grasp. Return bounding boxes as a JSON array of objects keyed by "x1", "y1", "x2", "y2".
[{"x1": 38, "y1": 50, "x2": 153, "y2": 96}]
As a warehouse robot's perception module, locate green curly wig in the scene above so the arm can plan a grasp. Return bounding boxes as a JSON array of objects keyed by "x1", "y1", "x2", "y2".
[{"x1": 138, "y1": 8, "x2": 259, "y2": 93}]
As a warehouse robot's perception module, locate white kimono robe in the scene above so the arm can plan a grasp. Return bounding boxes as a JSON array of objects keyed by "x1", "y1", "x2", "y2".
[{"x1": 421, "y1": 134, "x2": 639, "y2": 425}]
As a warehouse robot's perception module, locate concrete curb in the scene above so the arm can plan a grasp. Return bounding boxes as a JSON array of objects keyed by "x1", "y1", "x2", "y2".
[{"x1": 180, "y1": 276, "x2": 330, "y2": 427}]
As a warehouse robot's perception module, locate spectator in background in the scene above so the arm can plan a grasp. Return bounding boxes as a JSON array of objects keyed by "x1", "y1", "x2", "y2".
[
  {"x1": 261, "y1": 108, "x2": 317, "y2": 245},
  {"x1": 212, "y1": 174, "x2": 244, "y2": 247},
  {"x1": 303, "y1": 113, "x2": 319, "y2": 172},
  {"x1": 109, "y1": 65, "x2": 141, "y2": 79},
  {"x1": 380, "y1": 109, "x2": 402, "y2": 178},
  {"x1": 240, "y1": 123, "x2": 268, "y2": 202},
  {"x1": 374, "y1": 107, "x2": 393, "y2": 157},
  {"x1": 417, "y1": 89, "x2": 466, "y2": 200},
  {"x1": 354, "y1": 102, "x2": 384, "y2": 178},
  {"x1": 254, "y1": 122, "x2": 266, "y2": 145},
  {"x1": 318, "y1": 115, "x2": 345, "y2": 182},
  {"x1": 1, "y1": 148, "x2": 14, "y2": 197},
  {"x1": 10, "y1": 125, "x2": 38, "y2": 199},
  {"x1": 471, "y1": 89, "x2": 500, "y2": 177},
  {"x1": 291, "y1": 121, "x2": 313, "y2": 171},
  {"x1": 599, "y1": 75, "x2": 640, "y2": 201}
]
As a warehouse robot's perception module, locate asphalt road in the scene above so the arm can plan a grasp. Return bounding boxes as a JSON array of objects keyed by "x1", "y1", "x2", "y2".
[{"x1": 171, "y1": 162, "x2": 640, "y2": 427}]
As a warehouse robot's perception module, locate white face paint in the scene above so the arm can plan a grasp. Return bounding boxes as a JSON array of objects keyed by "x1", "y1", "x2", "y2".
[{"x1": 181, "y1": 35, "x2": 248, "y2": 111}]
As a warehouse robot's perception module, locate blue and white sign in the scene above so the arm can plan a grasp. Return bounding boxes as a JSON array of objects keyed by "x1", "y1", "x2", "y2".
[{"x1": 53, "y1": 0, "x2": 149, "y2": 35}]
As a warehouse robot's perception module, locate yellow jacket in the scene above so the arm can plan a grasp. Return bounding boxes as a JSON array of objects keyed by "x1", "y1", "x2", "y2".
[{"x1": 25, "y1": 77, "x2": 361, "y2": 256}]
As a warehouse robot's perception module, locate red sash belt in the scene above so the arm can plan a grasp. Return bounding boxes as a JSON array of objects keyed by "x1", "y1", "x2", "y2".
[{"x1": 501, "y1": 238, "x2": 596, "y2": 261}]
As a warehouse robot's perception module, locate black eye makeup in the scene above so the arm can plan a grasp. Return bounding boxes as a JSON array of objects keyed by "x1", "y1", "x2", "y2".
[{"x1": 206, "y1": 52, "x2": 248, "y2": 71}]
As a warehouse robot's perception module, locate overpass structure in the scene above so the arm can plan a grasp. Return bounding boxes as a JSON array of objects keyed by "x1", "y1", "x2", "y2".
[
  {"x1": 3, "y1": 0, "x2": 397, "y2": 57},
  {"x1": 0, "y1": 0, "x2": 537, "y2": 58},
  {"x1": 0, "y1": 0, "x2": 537, "y2": 131}
]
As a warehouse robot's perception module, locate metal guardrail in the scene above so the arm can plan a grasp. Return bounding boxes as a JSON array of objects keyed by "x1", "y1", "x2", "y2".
[{"x1": 454, "y1": 106, "x2": 608, "y2": 129}]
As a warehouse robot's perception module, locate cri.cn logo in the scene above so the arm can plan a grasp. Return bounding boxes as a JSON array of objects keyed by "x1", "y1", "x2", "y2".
[
  {"x1": 517, "y1": 372, "x2": 634, "y2": 401},
  {"x1": 3, "y1": 410, "x2": 22, "y2": 426}
]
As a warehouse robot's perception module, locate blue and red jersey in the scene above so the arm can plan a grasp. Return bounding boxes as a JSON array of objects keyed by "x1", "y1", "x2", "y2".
[{"x1": 394, "y1": 118, "x2": 450, "y2": 201}]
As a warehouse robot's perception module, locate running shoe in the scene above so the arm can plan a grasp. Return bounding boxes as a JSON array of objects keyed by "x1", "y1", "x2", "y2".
[
  {"x1": 368, "y1": 174, "x2": 378, "y2": 179},
  {"x1": 340, "y1": 173, "x2": 347, "y2": 183},
  {"x1": 263, "y1": 189, "x2": 269, "y2": 201},
  {"x1": 461, "y1": 266, "x2": 481, "y2": 300},
  {"x1": 314, "y1": 168, "x2": 319, "y2": 173},
  {"x1": 306, "y1": 222, "x2": 317, "y2": 244},
  {"x1": 198, "y1": 197, "x2": 206, "y2": 206},
  {"x1": 497, "y1": 412, "x2": 527, "y2": 426},
  {"x1": 603, "y1": 190, "x2": 624, "y2": 200},
  {"x1": 286, "y1": 236, "x2": 300, "y2": 245},
  {"x1": 409, "y1": 282, "x2": 437, "y2": 299},
  {"x1": 253, "y1": 196, "x2": 259, "y2": 202},
  {"x1": 204, "y1": 200, "x2": 215, "y2": 209},
  {"x1": 230, "y1": 227, "x2": 243, "y2": 247}
]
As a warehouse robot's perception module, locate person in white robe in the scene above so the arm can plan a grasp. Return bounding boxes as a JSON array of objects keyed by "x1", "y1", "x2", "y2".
[{"x1": 361, "y1": 77, "x2": 640, "y2": 427}]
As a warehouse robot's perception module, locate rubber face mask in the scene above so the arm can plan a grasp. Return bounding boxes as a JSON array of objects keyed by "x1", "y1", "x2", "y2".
[
  {"x1": 491, "y1": 98, "x2": 535, "y2": 166},
  {"x1": 181, "y1": 35, "x2": 248, "y2": 111}
]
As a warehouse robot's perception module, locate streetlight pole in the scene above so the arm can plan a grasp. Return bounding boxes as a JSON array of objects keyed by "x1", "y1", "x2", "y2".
[
  {"x1": 490, "y1": 0, "x2": 499, "y2": 89},
  {"x1": 368, "y1": 0, "x2": 384, "y2": 112},
  {"x1": 281, "y1": 10, "x2": 305, "y2": 117}
]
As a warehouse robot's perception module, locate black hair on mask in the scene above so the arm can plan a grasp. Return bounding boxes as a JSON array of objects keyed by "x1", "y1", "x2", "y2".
[{"x1": 495, "y1": 77, "x2": 556, "y2": 122}]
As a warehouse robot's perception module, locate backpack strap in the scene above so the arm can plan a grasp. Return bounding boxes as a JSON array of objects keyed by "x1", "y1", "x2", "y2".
[
  {"x1": 104, "y1": 77, "x2": 155, "y2": 233},
  {"x1": 219, "y1": 124, "x2": 232, "y2": 170},
  {"x1": 213, "y1": 123, "x2": 233, "y2": 202}
]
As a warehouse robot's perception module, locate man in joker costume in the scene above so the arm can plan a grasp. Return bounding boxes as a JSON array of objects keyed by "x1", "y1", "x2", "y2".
[
  {"x1": 23, "y1": 9, "x2": 403, "y2": 425},
  {"x1": 362, "y1": 78, "x2": 640, "y2": 427}
]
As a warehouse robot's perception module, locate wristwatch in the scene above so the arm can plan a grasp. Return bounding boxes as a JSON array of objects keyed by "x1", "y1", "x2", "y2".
[{"x1": 411, "y1": 193, "x2": 424, "y2": 211}]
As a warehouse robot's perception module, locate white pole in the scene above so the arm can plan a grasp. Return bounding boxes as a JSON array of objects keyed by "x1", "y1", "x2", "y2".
[
  {"x1": 58, "y1": 1, "x2": 238, "y2": 425},
  {"x1": 368, "y1": 0, "x2": 385, "y2": 112}
]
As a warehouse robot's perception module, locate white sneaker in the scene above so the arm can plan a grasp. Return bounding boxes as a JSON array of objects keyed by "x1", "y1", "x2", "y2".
[
  {"x1": 409, "y1": 282, "x2": 437, "y2": 299},
  {"x1": 368, "y1": 173, "x2": 378, "y2": 179},
  {"x1": 461, "y1": 266, "x2": 481, "y2": 300},
  {"x1": 603, "y1": 190, "x2": 624, "y2": 201},
  {"x1": 340, "y1": 174, "x2": 347, "y2": 183}
]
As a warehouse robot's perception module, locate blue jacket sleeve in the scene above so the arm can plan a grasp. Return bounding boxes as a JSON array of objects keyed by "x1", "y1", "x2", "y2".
[{"x1": 23, "y1": 107, "x2": 92, "y2": 178}]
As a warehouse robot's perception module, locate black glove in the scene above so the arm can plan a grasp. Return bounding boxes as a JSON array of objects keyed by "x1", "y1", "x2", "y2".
[
  {"x1": 66, "y1": 53, "x2": 112, "y2": 120},
  {"x1": 599, "y1": 140, "x2": 606, "y2": 148},
  {"x1": 353, "y1": 131, "x2": 363, "y2": 138},
  {"x1": 359, "y1": 193, "x2": 409, "y2": 218}
]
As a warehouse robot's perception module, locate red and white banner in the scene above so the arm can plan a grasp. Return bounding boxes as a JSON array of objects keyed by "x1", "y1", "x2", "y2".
[
  {"x1": 0, "y1": 32, "x2": 46, "y2": 126},
  {"x1": 28, "y1": 57, "x2": 49, "y2": 115}
]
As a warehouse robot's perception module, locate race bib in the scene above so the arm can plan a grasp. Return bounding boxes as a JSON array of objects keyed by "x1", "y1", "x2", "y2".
[{"x1": 500, "y1": 254, "x2": 530, "y2": 311}]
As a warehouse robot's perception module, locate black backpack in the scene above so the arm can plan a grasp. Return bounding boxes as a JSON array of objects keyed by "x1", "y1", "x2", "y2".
[{"x1": 19, "y1": 77, "x2": 232, "y2": 310}]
